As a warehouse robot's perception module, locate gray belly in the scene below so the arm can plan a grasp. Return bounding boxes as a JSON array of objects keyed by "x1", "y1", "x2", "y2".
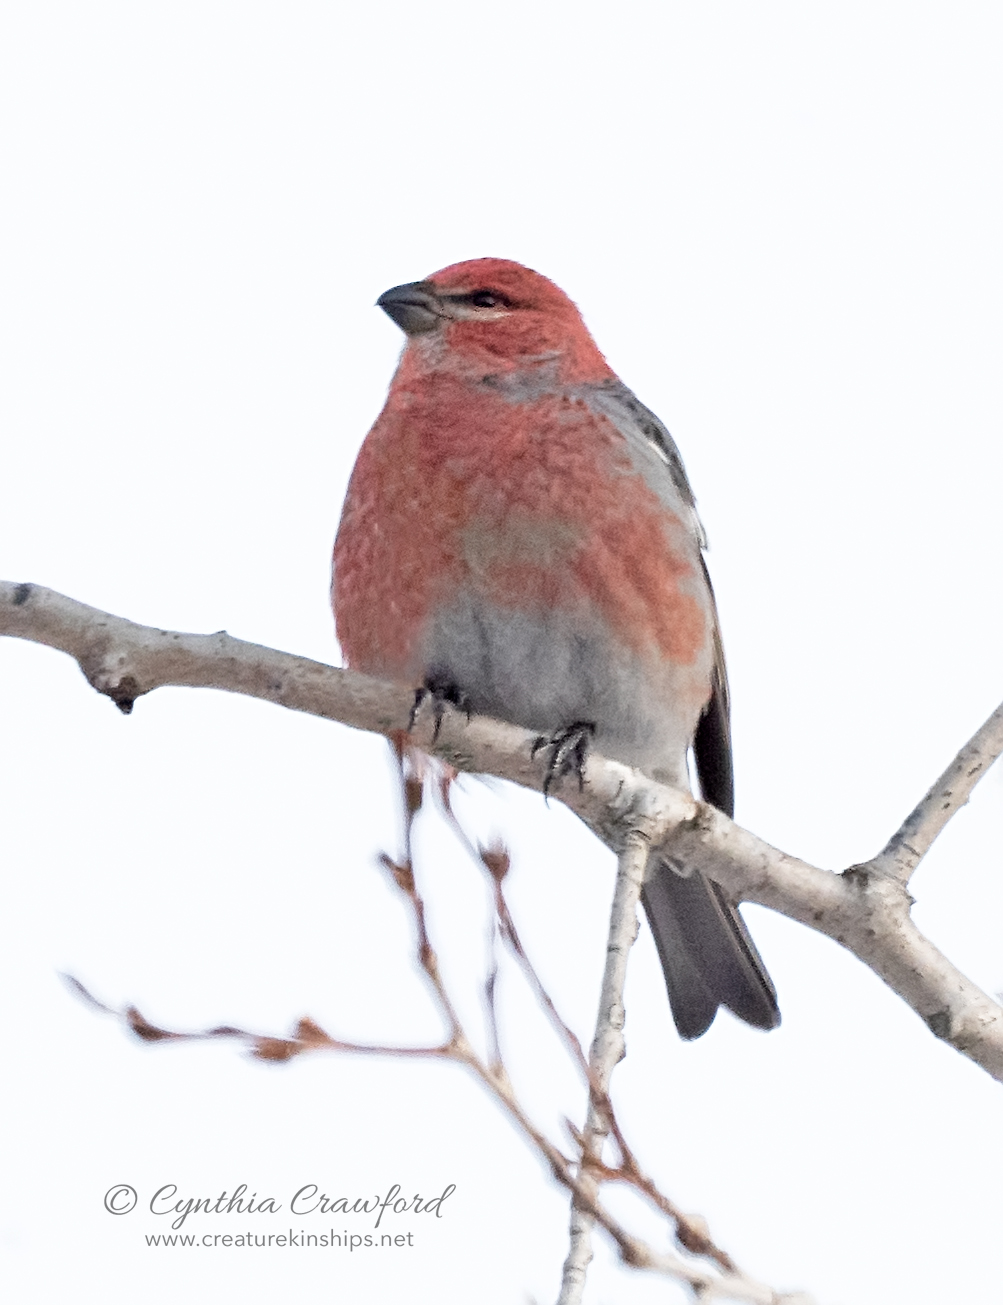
[{"x1": 418, "y1": 593, "x2": 702, "y2": 786}]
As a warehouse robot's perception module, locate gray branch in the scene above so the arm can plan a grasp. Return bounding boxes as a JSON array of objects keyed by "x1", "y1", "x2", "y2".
[
  {"x1": 3, "y1": 580, "x2": 1003, "y2": 1083},
  {"x1": 558, "y1": 831, "x2": 649, "y2": 1305},
  {"x1": 869, "y1": 701, "x2": 1003, "y2": 885}
]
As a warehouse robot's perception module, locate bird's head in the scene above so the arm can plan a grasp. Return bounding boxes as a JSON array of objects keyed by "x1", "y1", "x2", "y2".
[{"x1": 377, "y1": 258, "x2": 614, "y2": 384}]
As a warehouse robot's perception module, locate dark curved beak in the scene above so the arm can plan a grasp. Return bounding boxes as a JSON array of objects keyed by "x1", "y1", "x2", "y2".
[{"x1": 376, "y1": 282, "x2": 443, "y2": 336}]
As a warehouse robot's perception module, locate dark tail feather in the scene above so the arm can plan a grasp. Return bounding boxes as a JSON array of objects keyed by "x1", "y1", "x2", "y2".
[{"x1": 642, "y1": 860, "x2": 780, "y2": 1040}]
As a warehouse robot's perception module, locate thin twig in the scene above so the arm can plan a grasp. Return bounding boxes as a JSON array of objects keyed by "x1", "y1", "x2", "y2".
[
  {"x1": 62, "y1": 976, "x2": 453, "y2": 1062},
  {"x1": 870, "y1": 701, "x2": 1003, "y2": 885},
  {"x1": 436, "y1": 780, "x2": 590, "y2": 1072},
  {"x1": 558, "y1": 829, "x2": 649, "y2": 1305}
]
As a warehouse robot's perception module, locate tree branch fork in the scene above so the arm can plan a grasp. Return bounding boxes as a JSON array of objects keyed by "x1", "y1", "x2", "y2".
[{"x1": 3, "y1": 580, "x2": 1003, "y2": 1083}]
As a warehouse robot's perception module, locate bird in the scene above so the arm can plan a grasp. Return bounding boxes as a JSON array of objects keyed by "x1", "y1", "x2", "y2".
[{"x1": 332, "y1": 257, "x2": 779, "y2": 1039}]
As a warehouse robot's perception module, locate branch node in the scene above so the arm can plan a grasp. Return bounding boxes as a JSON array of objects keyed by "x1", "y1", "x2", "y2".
[
  {"x1": 841, "y1": 861, "x2": 915, "y2": 910},
  {"x1": 926, "y1": 1009, "x2": 953, "y2": 1041}
]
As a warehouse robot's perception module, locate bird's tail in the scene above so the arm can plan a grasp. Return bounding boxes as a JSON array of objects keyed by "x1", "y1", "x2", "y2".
[{"x1": 641, "y1": 861, "x2": 780, "y2": 1040}]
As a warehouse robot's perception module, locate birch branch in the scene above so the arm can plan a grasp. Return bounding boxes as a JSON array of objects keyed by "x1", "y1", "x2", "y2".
[
  {"x1": 558, "y1": 830, "x2": 649, "y2": 1305},
  {"x1": 869, "y1": 700, "x2": 1003, "y2": 886},
  {"x1": 3, "y1": 580, "x2": 1003, "y2": 1082}
]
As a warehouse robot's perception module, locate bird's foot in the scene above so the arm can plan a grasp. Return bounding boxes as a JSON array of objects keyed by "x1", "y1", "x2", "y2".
[
  {"x1": 409, "y1": 676, "x2": 472, "y2": 742},
  {"x1": 531, "y1": 721, "x2": 595, "y2": 797}
]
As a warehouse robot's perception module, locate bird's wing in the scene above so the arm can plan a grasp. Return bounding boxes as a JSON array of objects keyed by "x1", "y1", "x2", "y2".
[
  {"x1": 585, "y1": 379, "x2": 779, "y2": 1037},
  {"x1": 584, "y1": 379, "x2": 707, "y2": 547},
  {"x1": 585, "y1": 379, "x2": 733, "y2": 809},
  {"x1": 692, "y1": 554, "x2": 734, "y2": 815}
]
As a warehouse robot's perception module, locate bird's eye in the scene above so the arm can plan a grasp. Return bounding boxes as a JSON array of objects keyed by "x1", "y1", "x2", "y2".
[{"x1": 470, "y1": 290, "x2": 502, "y2": 308}]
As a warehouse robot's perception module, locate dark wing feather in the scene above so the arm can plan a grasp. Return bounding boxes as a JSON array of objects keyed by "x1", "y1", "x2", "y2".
[{"x1": 692, "y1": 556, "x2": 734, "y2": 816}]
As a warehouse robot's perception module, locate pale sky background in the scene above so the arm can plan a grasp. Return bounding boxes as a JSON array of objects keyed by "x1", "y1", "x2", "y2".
[{"x1": 2, "y1": 4, "x2": 1003, "y2": 1303}]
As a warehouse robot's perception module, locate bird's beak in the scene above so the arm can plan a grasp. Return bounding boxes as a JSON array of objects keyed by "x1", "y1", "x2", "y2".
[{"x1": 376, "y1": 281, "x2": 443, "y2": 336}]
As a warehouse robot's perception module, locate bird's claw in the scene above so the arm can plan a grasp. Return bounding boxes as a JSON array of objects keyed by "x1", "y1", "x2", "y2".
[
  {"x1": 531, "y1": 721, "x2": 595, "y2": 797},
  {"x1": 410, "y1": 677, "x2": 472, "y2": 742}
]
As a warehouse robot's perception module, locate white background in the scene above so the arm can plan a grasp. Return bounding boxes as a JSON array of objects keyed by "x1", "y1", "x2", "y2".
[{"x1": 2, "y1": 4, "x2": 1002, "y2": 1302}]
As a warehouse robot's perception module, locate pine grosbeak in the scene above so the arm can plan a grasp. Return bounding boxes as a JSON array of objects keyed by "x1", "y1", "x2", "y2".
[{"x1": 332, "y1": 258, "x2": 779, "y2": 1039}]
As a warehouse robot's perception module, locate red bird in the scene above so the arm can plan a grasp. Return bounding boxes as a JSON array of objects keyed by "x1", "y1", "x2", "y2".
[{"x1": 333, "y1": 258, "x2": 779, "y2": 1039}]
